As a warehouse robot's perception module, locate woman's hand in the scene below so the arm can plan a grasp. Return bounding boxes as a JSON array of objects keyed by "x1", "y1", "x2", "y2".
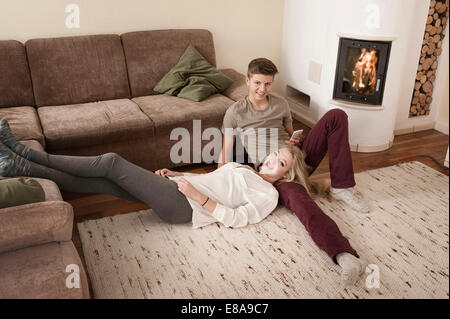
[
  {"x1": 155, "y1": 168, "x2": 183, "y2": 177},
  {"x1": 177, "y1": 177, "x2": 206, "y2": 203}
]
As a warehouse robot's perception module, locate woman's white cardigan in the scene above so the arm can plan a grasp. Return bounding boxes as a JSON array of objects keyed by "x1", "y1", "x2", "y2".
[{"x1": 169, "y1": 162, "x2": 279, "y2": 228}]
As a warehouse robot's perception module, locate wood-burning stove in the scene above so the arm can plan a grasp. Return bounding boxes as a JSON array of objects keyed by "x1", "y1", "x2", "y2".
[{"x1": 333, "y1": 38, "x2": 391, "y2": 105}]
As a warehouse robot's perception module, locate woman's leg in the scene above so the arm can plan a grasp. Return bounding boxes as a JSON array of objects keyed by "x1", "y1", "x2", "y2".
[
  {"x1": 1, "y1": 141, "x2": 140, "y2": 202},
  {"x1": 29, "y1": 161, "x2": 145, "y2": 204},
  {"x1": 39, "y1": 152, "x2": 193, "y2": 223},
  {"x1": 1, "y1": 142, "x2": 192, "y2": 224},
  {"x1": 300, "y1": 108, "x2": 355, "y2": 188}
]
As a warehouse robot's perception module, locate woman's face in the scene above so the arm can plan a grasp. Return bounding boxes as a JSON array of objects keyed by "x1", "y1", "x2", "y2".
[{"x1": 258, "y1": 148, "x2": 293, "y2": 181}]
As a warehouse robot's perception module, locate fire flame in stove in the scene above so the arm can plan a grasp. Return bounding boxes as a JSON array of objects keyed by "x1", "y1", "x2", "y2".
[{"x1": 352, "y1": 49, "x2": 378, "y2": 94}]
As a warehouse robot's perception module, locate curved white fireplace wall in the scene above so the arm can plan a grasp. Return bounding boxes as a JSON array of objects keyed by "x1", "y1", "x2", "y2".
[{"x1": 280, "y1": 0, "x2": 432, "y2": 152}]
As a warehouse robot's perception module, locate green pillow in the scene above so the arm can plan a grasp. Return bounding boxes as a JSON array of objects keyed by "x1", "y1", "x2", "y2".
[
  {"x1": 0, "y1": 177, "x2": 45, "y2": 209},
  {"x1": 154, "y1": 44, "x2": 234, "y2": 102}
]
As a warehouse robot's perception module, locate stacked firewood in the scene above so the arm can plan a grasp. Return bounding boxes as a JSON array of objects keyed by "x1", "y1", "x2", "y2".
[{"x1": 410, "y1": 0, "x2": 449, "y2": 117}]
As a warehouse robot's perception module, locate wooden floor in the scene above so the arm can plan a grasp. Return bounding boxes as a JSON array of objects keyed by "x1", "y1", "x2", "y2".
[{"x1": 66, "y1": 120, "x2": 449, "y2": 298}]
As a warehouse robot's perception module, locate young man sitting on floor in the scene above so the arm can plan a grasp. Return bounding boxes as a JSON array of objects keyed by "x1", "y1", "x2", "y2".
[{"x1": 218, "y1": 58, "x2": 370, "y2": 286}]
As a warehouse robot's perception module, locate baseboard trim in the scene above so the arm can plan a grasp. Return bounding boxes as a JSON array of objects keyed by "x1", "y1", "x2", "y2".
[
  {"x1": 394, "y1": 122, "x2": 436, "y2": 136},
  {"x1": 290, "y1": 108, "x2": 316, "y2": 128},
  {"x1": 350, "y1": 139, "x2": 393, "y2": 153},
  {"x1": 434, "y1": 121, "x2": 449, "y2": 135},
  {"x1": 394, "y1": 127, "x2": 414, "y2": 135},
  {"x1": 445, "y1": 148, "x2": 449, "y2": 168}
]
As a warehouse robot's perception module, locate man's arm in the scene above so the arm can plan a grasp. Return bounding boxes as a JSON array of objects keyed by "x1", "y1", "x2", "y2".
[
  {"x1": 286, "y1": 126, "x2": 294, "y2": 137},
  {"x1": 285, "y1": 125, "x2": 305, "y2": 146},
  {"x1": 217, "y1": 135, "x2": 235, "y2": 168}
]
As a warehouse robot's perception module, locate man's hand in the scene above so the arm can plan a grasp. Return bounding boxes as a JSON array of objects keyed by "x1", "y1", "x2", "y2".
[
  {"x1": 285, "y1": 133, "x2": 305, "y2": 146},
  {"x1": 177, "y1": 177, "x2": 206, "y2": 203},
  {"x1": 155, "y1": 168, "x2": 183, "y2": 177}
]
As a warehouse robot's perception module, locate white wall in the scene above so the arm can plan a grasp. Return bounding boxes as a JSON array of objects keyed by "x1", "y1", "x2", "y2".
[
  {"x1": 396, "y1": 22, "x2": 449, "y2": 135},
  {"x1": 433, "y1": 24, "x2": 449, "y2": 135},
  {"x1": 0, "y1": 0, "x2": 285, "y2": 92},
  {"x1": 280, "y1": 0, "x2": 440, "y2": 151},
  {"x1": 280, "y1": 0, "x2": 331, "y2": 122},
  {"x1": 435, "y1": 67, "x2": 449, "y2": 134}
]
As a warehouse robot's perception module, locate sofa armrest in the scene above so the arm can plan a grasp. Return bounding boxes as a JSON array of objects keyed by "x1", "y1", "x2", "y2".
[
  {"x1": 220, "y1": 68, "x2": 248, "y2": 102},
  {"x1": 0, "y1": 201, "x2": 74, "y2": 254}
]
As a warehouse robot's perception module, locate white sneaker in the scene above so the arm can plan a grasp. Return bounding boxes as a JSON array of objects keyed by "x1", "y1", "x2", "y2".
[{"x1": 330, "y1": 187, "x2": 370, "y2": 213}]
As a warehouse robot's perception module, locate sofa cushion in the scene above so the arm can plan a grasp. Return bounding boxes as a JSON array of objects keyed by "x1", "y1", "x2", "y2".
[
  {"x1": 219, "y1": 69, "x2": 249, "y2": 102},
  {"x1": 121, "y1": 29, "x2": 216, "y2": 97},
  {"x1": 0, "y1": 107, "x2": 45, "y2": 147},
  {"x1": 154, "y1": 44, "x2": 233, "y2": 102},
  {"x1": 26, "y1": 35, "x2": 130, "y2": 107},
  {"x1": 0, "y1": 241, "x2": 89, "y2": 298},
  {"x1": 0, "y1": 40, "x2": 35, "y2": 108},
  {"x1": 34, "y1": 178, "x2": 63, "y2": 202},
  {"x1": 0, "y1": 200, "x2": 74, "y2": 254},
  {"x1": 21, "y1": 140, "x2": 45, "y2": 152},
  {"x1": 37, "y1": 99, "x2": 155, "y2": 151},
  {"x1": 132, "y1": 93, "x2": 233, "y2": 136},
  {"x1": 0, "y1": 178, "x2": 45, "y2": 209}
]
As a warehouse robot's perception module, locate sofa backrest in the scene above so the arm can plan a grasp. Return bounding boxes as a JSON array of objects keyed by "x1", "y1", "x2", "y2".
[
  {"x1": 0, "y1": 40, "x2": 35, "y2": 107},
  {"x1": 121, "y1": 29, "x2": 216, "y2": 97},
  {"x1": 25, "y1": 34, "x2": 130, "y2": 107}
]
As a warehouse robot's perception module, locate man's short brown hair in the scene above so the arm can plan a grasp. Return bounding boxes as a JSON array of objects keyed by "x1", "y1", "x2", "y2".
[{"x1": 247, "y1": 58, "x2": 278, "y2": 78}]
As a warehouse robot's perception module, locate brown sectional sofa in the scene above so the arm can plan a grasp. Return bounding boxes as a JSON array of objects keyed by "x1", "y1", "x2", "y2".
[
  {"x1": 4, "y1": 29, "x2": 246, "y2": 171},
  {"x1": 0, "y1": 181, "x2": 90, "y2": 298},
  {"x1": 0, "y1": 143, "x2": 90, "y2": 299},
  {"x1": 0, "y1": 29, "x2": 247, "y2": 299}
]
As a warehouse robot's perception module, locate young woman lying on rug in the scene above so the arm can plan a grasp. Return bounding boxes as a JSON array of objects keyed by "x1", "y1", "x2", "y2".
[{"x1": 0, "y1": 118, "x2": 365, "y2": 286}]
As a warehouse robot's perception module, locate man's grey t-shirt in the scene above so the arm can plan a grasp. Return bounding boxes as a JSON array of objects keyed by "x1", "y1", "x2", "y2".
[{"x1": 221, "y1": 94, "x2": 293, "y2": 166}]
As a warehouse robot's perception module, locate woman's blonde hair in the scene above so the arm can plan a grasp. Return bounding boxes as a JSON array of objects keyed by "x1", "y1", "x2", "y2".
[{"x1": 278, "y1": 144, "x2": 329, "y2": 199}]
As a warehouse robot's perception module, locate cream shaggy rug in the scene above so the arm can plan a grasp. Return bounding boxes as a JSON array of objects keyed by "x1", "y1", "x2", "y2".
[{"x1": 77, "y1": 162, "x2": 449, "y2": 299}]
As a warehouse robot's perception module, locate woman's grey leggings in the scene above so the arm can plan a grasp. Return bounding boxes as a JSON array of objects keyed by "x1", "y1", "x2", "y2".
[{"x1": 26, "y1": 151, "x2": 193, "y2": 224}]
